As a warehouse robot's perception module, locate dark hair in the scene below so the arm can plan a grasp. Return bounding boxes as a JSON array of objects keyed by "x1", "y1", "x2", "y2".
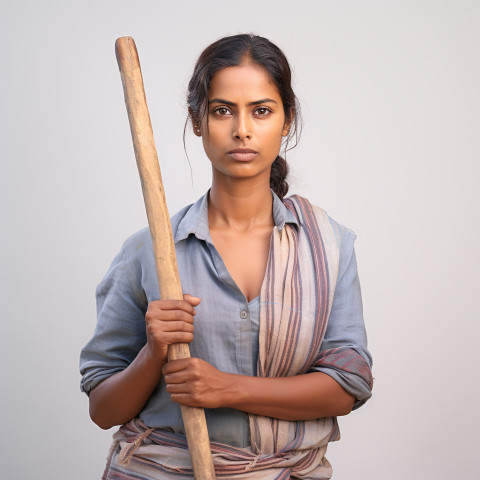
[{"x1": 185, "y1": 34, "x2": 301, "y2": 200}]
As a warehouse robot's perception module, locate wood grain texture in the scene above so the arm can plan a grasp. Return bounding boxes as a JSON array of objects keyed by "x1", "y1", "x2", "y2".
[{"x1": 115, "y1": 35, "x2": 216, "y2": 480}]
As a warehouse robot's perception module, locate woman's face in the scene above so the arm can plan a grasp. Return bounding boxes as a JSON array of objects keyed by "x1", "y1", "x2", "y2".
[{"x1": 196, "y1": 62, "x2": 290, "y2": 183}]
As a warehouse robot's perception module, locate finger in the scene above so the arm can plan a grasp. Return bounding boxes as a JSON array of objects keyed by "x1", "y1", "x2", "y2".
[
  {"x1": 169, "y1": 393, "x2": 197, "y2": 406},
  {"x1": 164, "y1": 373, "x2": 189, "y2": 387},
  {"x1": 160, "y1": 309, "x2": 195, "y2": 323},
  {"x1": 148, "y1": 299, "x2": 197, "y2": 315},
  {"x1": 162, "y1": 358, "x2": 193, "y2": 375},
  {"x1": 183, "y1": 294, "x2": 201, "y2": 307},
  {"x1": 146, "y1": 309, "x2": 195, "y2": 324},
  {"x1": 159, "y1": 321, "x2": 194, "y2": 333},
  {"x1": 153, "y1": 331, "x2": 194, "y2": 346}
]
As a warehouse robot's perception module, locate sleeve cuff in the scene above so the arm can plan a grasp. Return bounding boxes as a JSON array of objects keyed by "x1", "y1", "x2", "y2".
[{"x1": 312, "y1": 366, "x2": 372, "y2": 409}]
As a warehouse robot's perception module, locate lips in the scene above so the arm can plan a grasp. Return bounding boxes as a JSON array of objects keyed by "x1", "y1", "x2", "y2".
[{"x1": 226, "y1": 148, "x2": 258, "y2": 161}]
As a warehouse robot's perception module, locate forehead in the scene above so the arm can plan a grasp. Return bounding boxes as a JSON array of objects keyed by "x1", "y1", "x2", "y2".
[{"x1": 208, "y1": 63, "x2": 281, "y2": 101}]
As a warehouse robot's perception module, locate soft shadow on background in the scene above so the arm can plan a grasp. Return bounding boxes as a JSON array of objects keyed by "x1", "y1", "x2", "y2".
[{"x1": 0, "y1": 1, "x2": 478, "y2": 478}]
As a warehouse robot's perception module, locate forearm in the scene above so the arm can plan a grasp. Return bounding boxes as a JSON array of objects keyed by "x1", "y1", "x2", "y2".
[
  {"x1": 164, "y1": 358, "x2": 355, "y2": 420},
  {"x1": 89, "y1": 346, "x2": 165, "y2": 429},
  {"x1": 88, "y1": 297, "x2": 199, "y2": 429},
  {"x1": 224, "y1": 371, "x2": 355, "y2": 420}
]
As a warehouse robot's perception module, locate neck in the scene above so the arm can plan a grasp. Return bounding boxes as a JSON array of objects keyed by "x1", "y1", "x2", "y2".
[{"x1": 208, "y1": 177, "x2": 274, "y2": 232}]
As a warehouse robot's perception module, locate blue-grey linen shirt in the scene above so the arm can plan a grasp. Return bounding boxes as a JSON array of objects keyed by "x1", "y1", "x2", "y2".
[{"x1": 80, "y1": 191, "x2": 372, "y2": 448}]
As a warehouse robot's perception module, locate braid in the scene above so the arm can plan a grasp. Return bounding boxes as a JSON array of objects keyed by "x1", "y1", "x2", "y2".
[{"x1": 270, "y1": 156, "x2": 289, "y2": 200}]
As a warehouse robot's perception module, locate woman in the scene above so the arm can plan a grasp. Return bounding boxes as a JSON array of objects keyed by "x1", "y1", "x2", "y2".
[{"x1": 80, "y1": 34, "x2": 373, "y2": 479}]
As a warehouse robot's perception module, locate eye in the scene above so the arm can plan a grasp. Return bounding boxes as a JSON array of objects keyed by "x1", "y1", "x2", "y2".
[
  {"x1": 213, "y1": 107, "x2": 232, "y2": 116},
  {"x1": 254, "y1": 107, "x2": 271, "y2": 116}
]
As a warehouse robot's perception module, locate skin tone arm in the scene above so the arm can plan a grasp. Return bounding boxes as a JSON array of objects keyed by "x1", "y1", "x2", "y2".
[
  {"x1": 88, "y1": 295, "x2": 200, "y2": 430},
  {"x1": 163, "y1": 357, "x2": 355, "y2": 421}
]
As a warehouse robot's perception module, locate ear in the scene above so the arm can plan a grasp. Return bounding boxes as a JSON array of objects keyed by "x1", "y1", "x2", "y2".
[
  {"x1": 193, "y1": 125, "x2": 202, "y2": 137},
  {"x1": 189, "y1": 108, "x2": 202, "y2": 137},
  {"x1": 282, "y1": 110, "x2": 293, "y2": 137}
]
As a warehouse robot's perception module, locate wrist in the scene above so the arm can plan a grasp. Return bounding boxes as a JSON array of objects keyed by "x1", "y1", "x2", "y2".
[
  {"x1": 221, "y1": 373, "x2": 250, "y2": 410},
  {"x1": 142, "y1": 343, "x2": 168, "y2": 370}
]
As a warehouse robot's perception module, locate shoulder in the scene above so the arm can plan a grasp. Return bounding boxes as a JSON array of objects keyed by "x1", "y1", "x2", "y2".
[
  {"x1": 288, "y1": 195, "x2": 358, "y2": 282},
  {"x1": 116, "y1": 227, "x2": 152, "y2": 274},
  {"x1": 324, "y1": 212, "x2": 357, "y2": 253},
  {"x1": 313, "y1": 204, "x2": 358, "y2": 283},
  {"x1": 102, "y1": 203, "x2": 195, "y2": 298},
  {"x1": 121, "y1": 226, "x2": 151, "y2": 253},
  {"x1": 118, "y1": 202, "x2": 196, "y2": 262},
  {"x1": 286, "y1": 195, "x2": 357, "y2": 248}
]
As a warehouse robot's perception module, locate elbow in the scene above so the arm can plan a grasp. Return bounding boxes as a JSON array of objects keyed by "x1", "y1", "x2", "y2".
[
  {"x1": 337, "y1": 405, "x2": 353, "y2": 417},
  {"x1": 337, "y1": 394, "x2": 355, "y2": 416},
  {"x1": 88, "y1": 387, "x2": 117, "y2": 430},
  {"x1": 89, "y1": 403, "x2": 114, "y2": 430},
  {"x1": 93, "y1": 420, "x2": 112, "y2": 430},
  {"x1": 91, "y1": 417, "x2": 114, "y2": 431}
]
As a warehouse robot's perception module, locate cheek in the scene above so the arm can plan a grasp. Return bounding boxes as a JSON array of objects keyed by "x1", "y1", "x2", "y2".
[
  {"x1": 261, "y1": 124, "x2": 284, "y2": 149},
  {"x1": 202, "y1": 128, "x2": 227, "y2": 158}
]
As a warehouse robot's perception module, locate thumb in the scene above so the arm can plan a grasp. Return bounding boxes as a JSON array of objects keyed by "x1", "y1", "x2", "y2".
[{"x1": 183, "y1": 293, "x2": 201, "y2": 307}]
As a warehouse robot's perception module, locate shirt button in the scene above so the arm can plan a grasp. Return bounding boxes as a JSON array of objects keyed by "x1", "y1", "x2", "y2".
[{"x1": 240, "y1": 310, "x2": 248, "y2": 319}]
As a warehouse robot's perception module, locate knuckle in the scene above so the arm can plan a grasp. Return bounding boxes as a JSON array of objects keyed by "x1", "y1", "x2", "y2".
[
  {"x1": 178, "y1": 310, "x2": 192, "y2": 321},
  {"x1": 170, "y1": 300, "x2": 185, "y2": 310},
  {"x1": 146, "y1": 324, "x2": 161, "y2": 338},
  {"x1": 191, "y1": 392, "x2": 201, "y2": 404},
  {"x1": 191, "y1": 358, "x2": 201, "y2": 367},
  {"x1": 147, "y1": 300, "x2": 162, "y2": 312},
  {"x1": 146, "y1": 324, "x2": 155, "y2": 337},
  {"x1": 180, "y1": 321, "x2": 192, "y2": 332}
]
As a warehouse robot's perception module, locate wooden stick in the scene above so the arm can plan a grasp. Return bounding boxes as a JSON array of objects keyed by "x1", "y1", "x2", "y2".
[{"x1": 115, "y1": 35, "x2": 216, "y2": 480}]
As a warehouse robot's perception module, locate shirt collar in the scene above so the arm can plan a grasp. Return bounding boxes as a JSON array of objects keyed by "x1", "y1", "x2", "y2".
[{"x1": 174, "y1": 190, "x2": 298, "y2": 244}]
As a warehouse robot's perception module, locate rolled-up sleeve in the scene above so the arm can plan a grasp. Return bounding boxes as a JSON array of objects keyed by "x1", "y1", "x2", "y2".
[
  {"x1": 79, "y1": 236, "x2": 148, "y2": 395},
  {"x1": 312, "y1": 227, "x2": 373, "y2": 409}
]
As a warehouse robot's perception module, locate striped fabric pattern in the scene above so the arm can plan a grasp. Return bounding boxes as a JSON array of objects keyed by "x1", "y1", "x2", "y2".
[
  {"x1": 102, "y1": 418, "x2": 333, "y2": 479},
  {"x1": 247, "y1": 196, "x2": 340, "y2": 477},
  {"x1": 315, "y1": 347, "x2": 374, "y2": 391},
  {"x1": 102, "y1": 196, "x2": 371, "y2": 479}
]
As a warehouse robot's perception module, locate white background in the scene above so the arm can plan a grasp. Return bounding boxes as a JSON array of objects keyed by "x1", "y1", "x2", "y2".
[{"x1": 1, "y1": 1, "x2": 479, "y2": 478}]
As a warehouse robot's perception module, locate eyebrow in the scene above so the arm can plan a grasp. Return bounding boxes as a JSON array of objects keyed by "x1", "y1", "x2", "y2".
[{"x1": 208, "y1": 98, "x2": 278, "y2": 106}]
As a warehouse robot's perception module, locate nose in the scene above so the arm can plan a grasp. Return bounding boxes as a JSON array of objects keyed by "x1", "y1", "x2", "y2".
[{"x1": 233, "y1": 112, "x2": 251, "y2": 140}]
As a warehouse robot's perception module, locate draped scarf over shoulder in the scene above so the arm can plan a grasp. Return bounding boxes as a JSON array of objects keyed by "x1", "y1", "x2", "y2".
[
  {"x1": 102, "y1": 196, "x2": 371, "y2": 480},
  {"x1": 247, "y1": 195, "x2": 341, "y2": 478}
]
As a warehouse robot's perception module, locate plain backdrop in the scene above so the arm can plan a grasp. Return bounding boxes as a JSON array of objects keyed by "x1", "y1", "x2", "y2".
[{"x1": 1, "y1": 1, "x2": 479, "y2": 478}]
